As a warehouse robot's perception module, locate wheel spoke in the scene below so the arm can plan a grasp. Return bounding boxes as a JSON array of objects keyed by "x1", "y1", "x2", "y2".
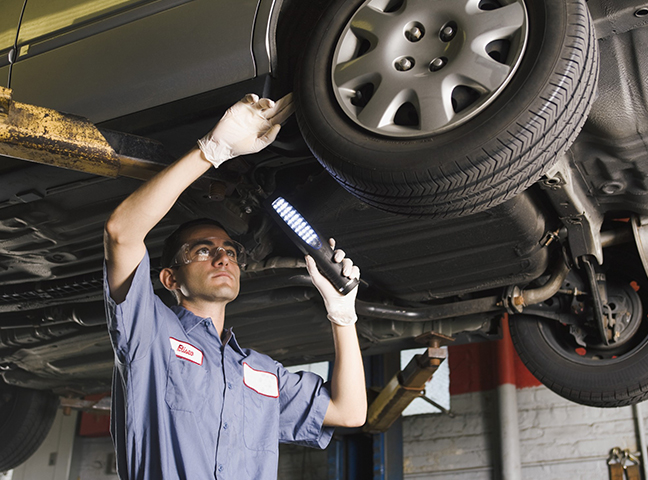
[
  {"x1": 357, "y1": 80, "x2": 404, "y2": 129},
  {"x1": 350, "y1": 3, "x2": 398, "y2": 40},
  {"x1": 466, "y1": 2, "x2": 526, "y2": 45},
  {"x1": 452, "y1": 50, "x2": 513, "y2": 93},
  {"x1": 333, "y1": 50, "x2": 382, "y2": 89},
  {"x1": 418, "y1": 98, "x2": 455, "y2": 133},
  {"x1": 414, "y1": 78, "x2": 455, "y2": 132}
]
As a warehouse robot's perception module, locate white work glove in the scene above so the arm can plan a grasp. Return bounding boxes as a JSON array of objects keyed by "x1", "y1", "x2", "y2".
[
  {"x1": 305, "y1": 239, "x2": 360, "y2": 326},
  {"x1": 197, "y1": 92, "x2": 295, "y2": 168}
]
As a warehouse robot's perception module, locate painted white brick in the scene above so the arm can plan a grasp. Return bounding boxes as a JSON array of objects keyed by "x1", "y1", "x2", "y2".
[{"x1": 400, "y1": 386, "x2": 644, "y2": 479}]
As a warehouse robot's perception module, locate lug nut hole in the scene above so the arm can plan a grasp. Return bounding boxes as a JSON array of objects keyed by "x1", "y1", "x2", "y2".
[
  {"x1": 440, "y1": 21, "x2": 458, "y2": 42},
  {"x1": 404, "y1": 22, "x2": 425, "y2": 42},
  {"x1": 394, "y1": 56, "x2": 415, "y2": 72},
  {"x1": 429, "y1": 57, "x2": 448, "y2": 72}
]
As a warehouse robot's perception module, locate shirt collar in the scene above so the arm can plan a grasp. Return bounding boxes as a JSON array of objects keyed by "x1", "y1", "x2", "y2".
[
  {"x1": 170, "y1": 305, "x2": 246, "y2": 356},
  {"x1": 170, "y1": 305, "x2": 204, "y2": 334},
  {"x1": 221, "y1": 327, "x2": 246, "y2": 356}
]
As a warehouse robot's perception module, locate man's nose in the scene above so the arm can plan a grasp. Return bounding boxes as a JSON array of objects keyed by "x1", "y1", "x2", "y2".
[{"x1": 211, "y1": 247, "x2": 229, "y2": 265}]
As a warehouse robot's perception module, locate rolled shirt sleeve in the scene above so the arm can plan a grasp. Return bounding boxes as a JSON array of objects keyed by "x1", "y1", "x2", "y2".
[
  {"x1": 103, "y1": 251, "x2": 160, "y2": 363},
  {"x1": 276, "y1": 365, "x2": 334, "y2": 448}
]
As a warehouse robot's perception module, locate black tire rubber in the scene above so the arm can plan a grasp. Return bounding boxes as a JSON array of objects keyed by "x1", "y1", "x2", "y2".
[
  {"x1": 509, "y1": 250, "x2": 648, "y2": 407},
  {"x1": 296, "y1": 0, "x2": 599, "y2": 217},
  {"x1": 0, "y1": 383, "x2": 59, "y2": 471}
]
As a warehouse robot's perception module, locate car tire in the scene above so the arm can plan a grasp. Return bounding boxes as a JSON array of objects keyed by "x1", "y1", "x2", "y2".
[
  {"x1": 296, "y1": 0, "x2": 599, "y2": 217},
  {"x1": 0, "y1": 383, "x2": 59, "y2": 471},
  {"x1": 509, "y1": 250, "x2": 648, "y2": 407}
]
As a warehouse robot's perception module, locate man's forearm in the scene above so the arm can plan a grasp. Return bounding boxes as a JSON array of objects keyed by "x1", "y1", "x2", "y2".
[
  {"x1": 105, "y1": 149, "x2": 211, "y2": 246},
  {"x1": 106, "y1": 93, "x2": 293, "y2": 249},
  {"x1": 324, "y1": 324, "x2": 367, "y2": 427}
]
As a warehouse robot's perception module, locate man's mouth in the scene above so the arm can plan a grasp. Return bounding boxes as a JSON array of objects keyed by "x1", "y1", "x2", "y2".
[{"x1": 210, "y1": 271, "x2": 234, "y2": 280}]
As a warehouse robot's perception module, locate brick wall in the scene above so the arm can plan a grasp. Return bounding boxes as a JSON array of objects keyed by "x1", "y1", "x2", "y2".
[{"x1": 403, "y1": 386, "x2": 639, "y2": 479}]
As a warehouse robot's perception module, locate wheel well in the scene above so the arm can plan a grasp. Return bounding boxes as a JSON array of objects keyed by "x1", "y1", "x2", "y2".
[{"x1": 273, "y1": 0, "x2": 336, "y2": 88}]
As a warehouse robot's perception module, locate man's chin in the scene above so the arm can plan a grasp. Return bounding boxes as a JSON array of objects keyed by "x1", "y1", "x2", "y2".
[{"x1": 214, "y1": 287, "x2": 239, "y2": 303}]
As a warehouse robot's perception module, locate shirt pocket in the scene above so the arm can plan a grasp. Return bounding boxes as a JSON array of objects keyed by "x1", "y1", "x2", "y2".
[
  {"x1": 243, "y1": 379, "x2": 279, "y2": 452},
  {"x1": 165, "y1": 354, "x2": 210, "y2": 413}
]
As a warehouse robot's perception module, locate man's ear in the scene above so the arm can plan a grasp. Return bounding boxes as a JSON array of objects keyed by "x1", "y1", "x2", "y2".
[{"x1": 159, "y1": 267, "x2": 178, "y2": 292}]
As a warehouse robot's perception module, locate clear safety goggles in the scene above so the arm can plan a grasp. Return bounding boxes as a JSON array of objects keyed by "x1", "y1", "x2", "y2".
[{"x1": 170, "y1": 236, "x2": 246, "y2": 268}]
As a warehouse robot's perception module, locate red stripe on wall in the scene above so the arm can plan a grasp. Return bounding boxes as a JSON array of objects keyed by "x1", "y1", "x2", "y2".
[
  {"x1": 78, "y1": 393, "x2": 111, "y2": 437},
  {"x1": 449, "y1": 315, "x2": 541, "y2": 395}
]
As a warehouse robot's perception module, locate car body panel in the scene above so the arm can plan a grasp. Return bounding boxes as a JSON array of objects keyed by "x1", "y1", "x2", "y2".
[
  {"x1": 0, "y1": 0, "x2": 25, "y2": 85},
  {"x1": 565, "y1": 12, "x2": 648, "y2": 224},
  {"x1": 9, "y1": 0, "x2": 259, "y2": 123}
]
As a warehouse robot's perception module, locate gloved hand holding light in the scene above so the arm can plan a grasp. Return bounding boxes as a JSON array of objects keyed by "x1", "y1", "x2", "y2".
[{"x1": 269, "y1": 196, "x2": 359, "y2": 295}]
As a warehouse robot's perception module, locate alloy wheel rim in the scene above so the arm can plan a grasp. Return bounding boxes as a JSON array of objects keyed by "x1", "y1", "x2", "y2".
[{"x1": 331, "y1": 0, "x2": 529, "y2": 138}]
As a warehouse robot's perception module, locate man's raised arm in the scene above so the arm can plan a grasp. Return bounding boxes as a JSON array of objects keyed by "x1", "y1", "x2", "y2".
[
  {"x1": 104, "y1": 93, "x2": 294, "y2": 303},
  {"x1": 305, "y1": 242, "x2": 367, "y2": 428}
]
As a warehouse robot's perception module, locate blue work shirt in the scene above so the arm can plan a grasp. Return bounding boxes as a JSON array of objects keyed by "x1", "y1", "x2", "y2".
[{"x1": 104, "y1": 251, "x2": 334, "y2": 479}]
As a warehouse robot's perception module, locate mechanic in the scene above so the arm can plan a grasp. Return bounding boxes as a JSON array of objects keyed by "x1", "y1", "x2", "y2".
[{"x1": 103, "y1": 93, "x2": 367, "y2": 479}]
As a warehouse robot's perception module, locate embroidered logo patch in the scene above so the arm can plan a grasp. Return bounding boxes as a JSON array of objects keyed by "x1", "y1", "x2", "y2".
[
  {"x1": 243, "y1": 362, "x2": 279, "y2": 398},
  {"x1": 169, "y1": 337, "x2": 203, "y2": 366}
]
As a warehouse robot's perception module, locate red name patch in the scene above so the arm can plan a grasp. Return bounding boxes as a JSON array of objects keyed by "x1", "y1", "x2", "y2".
[{"x1": 169, "y1": 338, "x2": 203, "y2": 365}]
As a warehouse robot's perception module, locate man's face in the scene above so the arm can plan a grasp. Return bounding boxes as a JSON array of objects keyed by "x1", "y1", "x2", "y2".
[{"x1": 170, "y1": 225, "x2": 241, "y2": 304}]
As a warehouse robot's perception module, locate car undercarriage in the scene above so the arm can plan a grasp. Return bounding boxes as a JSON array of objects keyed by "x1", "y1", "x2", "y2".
[{"x1": 0, "y1": 0, "x2": 647, "y2": 471}]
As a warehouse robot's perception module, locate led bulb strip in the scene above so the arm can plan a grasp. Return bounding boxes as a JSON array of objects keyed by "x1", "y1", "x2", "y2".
[{"x1": 271, "y1": 197, "x2": 322, "y2": 249}]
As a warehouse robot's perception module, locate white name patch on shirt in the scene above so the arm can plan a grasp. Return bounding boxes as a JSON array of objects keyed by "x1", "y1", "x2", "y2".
[
  {"x1": 169, "y1": 337, "x2": 203, "y2": 366},
  {"x1": 243, "y1": 362, "x2": 279, "y2": 398}
]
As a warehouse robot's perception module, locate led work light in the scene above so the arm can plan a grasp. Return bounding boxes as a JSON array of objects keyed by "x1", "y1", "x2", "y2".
[{"x1": 269, "y1": 196, "x2": 359, "y2": 295}]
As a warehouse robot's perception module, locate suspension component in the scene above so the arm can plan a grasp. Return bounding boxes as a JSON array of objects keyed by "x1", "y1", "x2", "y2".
[{"x1": 580, "y1": 255, "x2": 612, "y2": 345}]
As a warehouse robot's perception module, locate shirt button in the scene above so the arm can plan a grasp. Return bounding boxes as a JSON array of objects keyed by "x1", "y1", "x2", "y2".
[
  {"x1": 223, "y1": 422, "x2": 228, "y2": 430},
  {"x1": 227, "y1": 382, "x2": 233, "y2": 390},
  {"x1": 218, "y1": 464, "x2": 224, "y2": 472}
]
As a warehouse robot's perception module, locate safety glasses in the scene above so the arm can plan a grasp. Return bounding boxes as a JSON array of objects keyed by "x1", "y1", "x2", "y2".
[{"x1": 170, "y1": 237, "x2": 246, "y2": 268}]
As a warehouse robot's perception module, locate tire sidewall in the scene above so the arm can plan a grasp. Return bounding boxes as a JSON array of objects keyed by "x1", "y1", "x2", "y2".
[
  {"x1": 0, "y1": 384, "x2": 59, "y2": 471},
  {"x1": 297, "y1": 0, "x2": 569, "y2": 174},
  {"x1": 510, "y1": 314, "x2": 648, "y2": 404}
]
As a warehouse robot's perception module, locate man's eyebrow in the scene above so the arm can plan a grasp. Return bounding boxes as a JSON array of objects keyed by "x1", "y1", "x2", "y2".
[
  {"x1": 222, "y1": 240, "x2": 237, "y2": 249},
  {"x1": 187, "y1": 239, "x2": 216, "y2": 249},
  {"x1": 187, "y1": 238, "x2": 237, "y2": 249}
]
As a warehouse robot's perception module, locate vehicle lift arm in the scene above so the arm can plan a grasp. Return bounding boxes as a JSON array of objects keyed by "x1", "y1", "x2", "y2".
[
  {"x1": 0, "y1": 86, "x2": 170, "y2": 181},
  {"x1": 364, "y1": 332, "x2": 454, "y2": 433}
]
